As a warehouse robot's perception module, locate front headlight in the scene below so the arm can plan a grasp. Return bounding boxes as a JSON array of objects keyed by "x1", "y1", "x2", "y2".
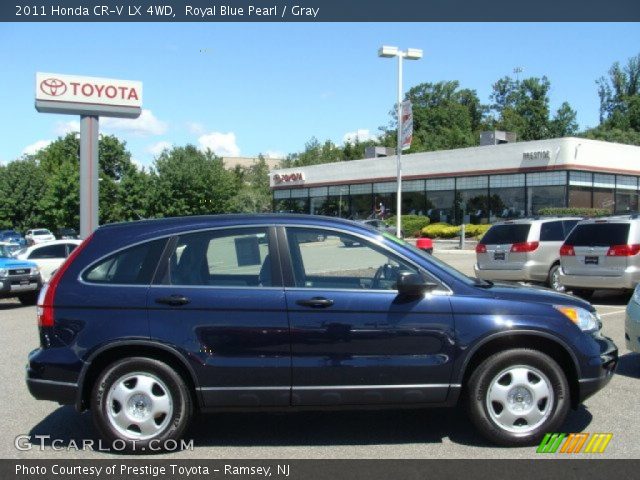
[
  {"x1": 31, "y1": 266, "x2": 40, "y2": 275},
  {"x1": 554, "y1": 305, "x2": 600, "y2": 332}
]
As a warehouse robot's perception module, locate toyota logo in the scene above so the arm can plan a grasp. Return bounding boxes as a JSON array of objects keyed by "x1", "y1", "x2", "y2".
[{"x1": 39, "y1": 78, "x2": 67, "y2": 97}]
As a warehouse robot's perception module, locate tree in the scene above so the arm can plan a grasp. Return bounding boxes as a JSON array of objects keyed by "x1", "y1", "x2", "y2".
[
  {"x1": 281, "y1": 137, "x2": 344, "y2": 167},
  {"x1": 380, "y1": 81, "x2": 486, "y2": 152},
  {"x1": 596, "y1": 53, "x2": 640, "y2": 130},
  {"x1": 228, "y1": 155, "x2": 272, "y2": 213},
  {"x1": 150, "y1": 145, "x2": 236, "y2": 217},
  {"x1": 489, "y1": 75, "x2": 579, "y2": 141},
  {"x1": 0, "y1": 158, "x2": 47, "y2": 230}
]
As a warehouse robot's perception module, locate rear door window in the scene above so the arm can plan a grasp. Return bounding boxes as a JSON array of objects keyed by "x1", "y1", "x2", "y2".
[
  {"x1": 481, "y1": 224, "x2": 531, "y2": 244},
  {"x1": 565, "y1": 223, "x2": 630, "y2": 246},
  {"x1": 540, "y1": 221, "x2": 565, "y2": 241},
  {"x1": 83, "y1": 239, "x2": 167, "y2": 285},
  {"x1": 29, "y1": 244, "x2": 66, "y2": 259}
]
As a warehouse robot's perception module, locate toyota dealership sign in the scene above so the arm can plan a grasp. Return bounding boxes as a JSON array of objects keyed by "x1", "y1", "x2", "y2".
[{"x1": 35, "y1": 72, "x2": 142, "y2": 118}]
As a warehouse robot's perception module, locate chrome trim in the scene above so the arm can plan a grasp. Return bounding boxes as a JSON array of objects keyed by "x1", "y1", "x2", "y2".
[
  {"x1": 199, "y1": 384, "x2": 457, "y2": 391},
  {"x1": 27, "y1": 378, "x2": 78, "y2": 388},
  {"x1": 295, "y1": 384, "x2": 453, "y2": 390},
  {"x1": 199, "y1": 386, "x2": 290, "y2": 391}
]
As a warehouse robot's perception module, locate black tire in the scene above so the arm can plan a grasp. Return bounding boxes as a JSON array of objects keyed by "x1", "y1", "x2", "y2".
[
  {"x1": 547, "y1": 264, "x2": 564, "y2": 292},
  {"x1": 91, "y1": 357, "x2": 193, "y2": 453},
  {"x1": 18, "y1": 291, "x2": 38, "y2": 305},
  {"x1": 465, "y1": 348, "x2": 570, "y2": 447},
  {"x1": 572, "y1": 289, "x2": 594, "y2": 300}
]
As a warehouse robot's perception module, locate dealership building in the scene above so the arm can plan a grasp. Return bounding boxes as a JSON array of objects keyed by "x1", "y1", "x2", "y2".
[{"x1": 269, "y1": 136, "x2": 640, "y2": 224}]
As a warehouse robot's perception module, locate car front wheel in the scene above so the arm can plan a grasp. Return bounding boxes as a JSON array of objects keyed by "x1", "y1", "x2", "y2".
[
  {"x1": 466, "y1": 348, "x2": 570, "y2": 446},
  {"x1": 91, "y1": 357, "x2": 192, "y2": 453}
]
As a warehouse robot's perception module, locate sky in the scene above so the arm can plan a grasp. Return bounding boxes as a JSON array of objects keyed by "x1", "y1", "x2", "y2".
[{"x1": 1, "y1": 22, "x2": 639, "y2": 168}]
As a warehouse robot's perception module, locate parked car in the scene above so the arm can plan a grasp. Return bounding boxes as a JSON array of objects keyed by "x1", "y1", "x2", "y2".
[
  {"x1": 0, "y1": 242, "x2": 41, "y2": 304},
  {"x1": 0, "y1": 241, "x2": 22, "y2": 258},
  {"x1": 625, "y1": 283, "x2": 640, "y2": 353},
  {"x1": 0, "y1": 229, "x2": 26, "y2": 246},
  {"x1": 26, "y1": 215, "x2": 617, "y2": 451},
  {"x1": 56, "y1": 227, "x2": 79, "y2": 239},
  {"x1": 25, "y1": 228, "x2": 55, "y2": 246},
  {"x1": 15, "y1": 240, "x2": 81, "y2": 282},
  {"x1": 474, "y1": 217, "x2": 580, "y2": 291},
  {"x1": 559, "y1": 215, "x2": 640, "y2": 297}
]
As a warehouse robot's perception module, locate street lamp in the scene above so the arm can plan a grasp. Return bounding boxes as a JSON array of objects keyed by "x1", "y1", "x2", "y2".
[{"x1": 378, "y1": 45, "x2": 423, "y2": 238}]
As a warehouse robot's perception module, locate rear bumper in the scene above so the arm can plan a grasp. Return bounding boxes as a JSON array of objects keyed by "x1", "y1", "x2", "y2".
[
  {"x1": 577, "y1": 335, "x2": 618, "y2": 404},
  {"x1": 25, "y1": 348, "x2": 79, "y2": 405},
  {"x1": 474, "y1": 263, "x2": 547, "y2": 283},
  {"x1": 559, "y1": 269, "x2": 640, "y2": 290}
]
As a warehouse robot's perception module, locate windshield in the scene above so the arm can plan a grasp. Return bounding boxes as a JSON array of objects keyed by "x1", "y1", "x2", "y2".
[
  {"x1": 33, "y1": 229, "x2": 51, "y2": 235},
  {"x1": 0, "y1": 245, "x2": 14, "y2": 258},
  {"x1": 382, "y1": 232, "x2": 482, "y2": 287}
]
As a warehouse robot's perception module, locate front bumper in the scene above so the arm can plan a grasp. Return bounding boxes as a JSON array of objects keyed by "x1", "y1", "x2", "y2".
[
  {"x1": 0, "y1": 274, "x2": 40, "y2": 297},
  {"x1": 559, "y1": 269, "x2": 640, "y2": 291},
  {"x1": 577, "y1": 334, "x2": 618, "y2": 404}
]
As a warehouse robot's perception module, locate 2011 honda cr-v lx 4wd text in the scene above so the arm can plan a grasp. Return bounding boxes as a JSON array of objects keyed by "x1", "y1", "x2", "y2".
[{"x1": 26, "y1": 215, "x2": 617, "y2": 451}]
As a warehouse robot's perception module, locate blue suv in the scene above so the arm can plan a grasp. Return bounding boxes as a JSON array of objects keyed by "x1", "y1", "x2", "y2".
[{"x1": 26, "y1": 215, "x2": 617, "y2": 451}]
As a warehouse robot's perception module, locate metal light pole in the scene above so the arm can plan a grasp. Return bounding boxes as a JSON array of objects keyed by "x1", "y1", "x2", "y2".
[{"x1": 378, "y1": 46, "x2": 423, "y2": 238}]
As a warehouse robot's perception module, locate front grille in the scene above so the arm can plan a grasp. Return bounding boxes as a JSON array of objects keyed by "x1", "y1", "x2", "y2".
[{"x1": 9, "y1": 269, "x2": 30, "y2": 275}]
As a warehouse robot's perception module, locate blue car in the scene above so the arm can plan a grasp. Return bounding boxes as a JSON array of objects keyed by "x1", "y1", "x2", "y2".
[
  {"x1": 26, "y1": 215, "x2": 617, "y2": 451},
  {"x1": 0, "y1": 229, "x2": 26, "y2": 246},
  {"x1": 0, "y1": 243, "x2": 41, "y2": 304}
]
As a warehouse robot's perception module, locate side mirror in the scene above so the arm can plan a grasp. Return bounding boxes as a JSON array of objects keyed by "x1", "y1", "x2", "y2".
[{"x1": 396, "y1": 271, "x2": 438, "y2": 296}]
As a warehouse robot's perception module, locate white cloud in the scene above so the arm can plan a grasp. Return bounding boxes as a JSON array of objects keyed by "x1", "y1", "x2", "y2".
[
  {"x1": 343, "y1": 129, "x2": 377, "y2": 145},
  {"x1": 147, "y1": 141, "x2": 173, "y2": 156},
  {"x1": 22, "y1": 140, "x2": 52, "y2": 155},
  {"x1": 186, "y1": 122, "x2": 205, "y2": 135},
  {"x1": 54, "y1": 120, "x2": 80, "y2": 136},
  {"x1": 102, "y1": 109, "x2": 168, "y2": 136},
  {"x1": 198, "y1": 131, "x2": 240, "y2": 157},
  {"x1": 263, "y1": 150, "x2": 285, "y2": 159}
]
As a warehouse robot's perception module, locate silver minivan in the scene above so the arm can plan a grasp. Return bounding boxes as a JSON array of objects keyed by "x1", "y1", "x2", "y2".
[
  {"x1": 559, "y1": 215, "x2": 640, "y2": 296},
  {"x1": 474, "y1": 217, "x2": 580, "y2": 291}
]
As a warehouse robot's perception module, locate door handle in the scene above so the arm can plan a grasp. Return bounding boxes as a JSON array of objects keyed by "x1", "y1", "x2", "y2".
[
  {"x1": 296, "y1": 297, "x2": 334, "y2": 308},
  {"x1": 155, "y1": 294, "x2": 190, "y2": 306}
]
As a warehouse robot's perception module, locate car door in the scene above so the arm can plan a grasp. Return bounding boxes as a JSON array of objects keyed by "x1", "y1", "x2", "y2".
[
  {"x1": 281, "y1": 226, "x2": 455, "y2": 406},
  {"x1": 147, "y1": 226, "x2": 291, "y2": 408},
  {"x1": 27, "y1": 243, "x2": 67, "y2": 281}
]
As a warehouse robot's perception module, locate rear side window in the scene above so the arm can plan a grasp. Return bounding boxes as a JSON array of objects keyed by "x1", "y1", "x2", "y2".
[
  {"x1": 29, "y1": 244, "x2": 66, "y2": 259},
  {"x1": 481, "y1": 224, "x2": 531, "y2": 244},
  {"x1": 83, "y1": 239, "x2": 167, "y2": 285},
  {"x1": 565, "y1": 223, "x2": 630, "y2": 246},
  {"x1": 540, "y1": 221, "x2": 565, "y2": 241}
]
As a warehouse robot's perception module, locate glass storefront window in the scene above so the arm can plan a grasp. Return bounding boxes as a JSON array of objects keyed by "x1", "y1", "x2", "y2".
[
  {"x1": 490, "y1": 187, "x2": 526, "y2": 220},
  {"x1": 528, "y1": 185, "x2": 566, "y2": 215},
  {"x1": 350, "y1": 194, "x2": 373, "y2": 220},
  {"x1": 403, "y1": 192, "x2": 427, "y2": 215},
  {"x1": 426, "y1": 190, "x2": 454, "y2": 224},
  {"x1": 569, "y1": 186, "x2": 591, "y2": 209},
  {"x1": 459, "y1": 188, "x2": 489, "y2": 224}
]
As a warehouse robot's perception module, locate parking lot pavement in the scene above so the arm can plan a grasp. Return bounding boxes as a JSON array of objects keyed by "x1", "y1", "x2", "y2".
[{"x1": 2, "y1": 250, "x2": 638, "y2": 459}]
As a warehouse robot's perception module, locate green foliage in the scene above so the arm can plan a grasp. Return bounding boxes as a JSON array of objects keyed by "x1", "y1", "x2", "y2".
[
  {"x1": 537, "y1": 207, "x2": 610, "y2": 217},
  {"x1": 421, "y1": 223, "x2": 460, "y2": 239},
  {"x1": 386, "y1": 215, "x2": 430, "y2": 235},
  {"x1": 0, "y1": 158, "x2": 47, "y2": 230},
  {"x1": 464, "y1": 224, "x2": 492, "y2": 238},
  {"x1": 150, "y1": 145, "x2": 236, "y2": 217},
  {"x1": 227, "y1": 155, "x2": 272, "y2": 213}
]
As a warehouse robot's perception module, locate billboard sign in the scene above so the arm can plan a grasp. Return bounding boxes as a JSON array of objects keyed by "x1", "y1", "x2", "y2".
[
  {"x1": 401, "y1": 100, "x2": 413, "y2": 151},
  {"x1": 35, "y1": 72, "x2": 142, "y2": 118}
]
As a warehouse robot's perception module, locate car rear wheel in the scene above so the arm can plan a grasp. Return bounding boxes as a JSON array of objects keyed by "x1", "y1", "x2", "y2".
[
  {"x1": 466, "y1": 348, "x2": 570, "y2": 446},
  {"x1": 547, "y1": 264, "x2": 564, "y2": 292},
  {"x1": 91, "y1": 357, "x2": 192, "y2": 453}
]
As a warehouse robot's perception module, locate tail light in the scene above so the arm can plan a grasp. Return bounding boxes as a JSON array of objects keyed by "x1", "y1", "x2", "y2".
[
  {"x1": 475, "y1": 244, "x2": 487, "y2": 254},
  {"x1": 560, "y1": 244, "x2": 575, "y2": 256},
  {"x1": 510, "y1": 241, "x2": 539, "y2": 253},
  {"x1": 606, "y1": 244, "x2": 640, "y2": 257},
  {"x1": 37, "y1": 233, "x2": 94, "y2": 328}
]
